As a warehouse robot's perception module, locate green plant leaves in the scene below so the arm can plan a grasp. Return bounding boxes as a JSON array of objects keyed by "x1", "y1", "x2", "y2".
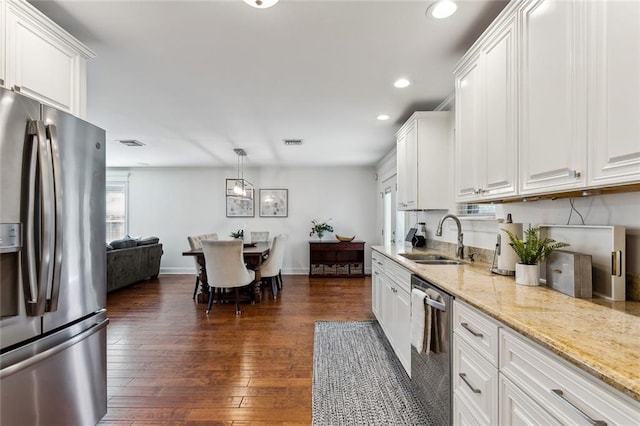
[{"x1": 502, "y1": 226, "x2": 569, "y2": 265}]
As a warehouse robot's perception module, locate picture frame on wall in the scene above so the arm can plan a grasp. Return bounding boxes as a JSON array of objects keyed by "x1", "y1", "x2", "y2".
[
  {"x1": 259, "y1": 189, "x2": 288, "y2": 217},
  {"x1": 226, "y1": 191, "x2": 255, "y2": 217}
]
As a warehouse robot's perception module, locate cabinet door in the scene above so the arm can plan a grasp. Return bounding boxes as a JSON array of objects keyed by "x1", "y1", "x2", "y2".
[
  {"x1": 519, "y1": 0, "x2": 587, "y2": 194},
  {"x1": 371, "y1": 265, "x2": 384, "y2": 320},
  {"x1": 5, "y1": 0, "x2": 90, "y2": 116},
  {"x1": 381, "y1": 279, "x2": 394, "y2": 339},
  {"x1": 482, "y1": 16, "x2": 518, "y2": 199},
  {"x1": 455, "y1": 56, "x2": 483, "y2": 202},
  {"x1": 499, "y1": 374, "x2": 561, "y2": 426},
  {"x1": 393, "y1": 288, "x2": 411, "y2": 375},
  {"x1": 0, "y1": 0, "x2": 5, "y2": 88},
  {"x1": 588, "y1": 0, "x2": 640, "y2": 187},
  {"x1": 397, "y1": 122, "x2": 417, "y2": 209},
  {"x1": 453, "y1": 335, "x2": 498, "y2": 425}
]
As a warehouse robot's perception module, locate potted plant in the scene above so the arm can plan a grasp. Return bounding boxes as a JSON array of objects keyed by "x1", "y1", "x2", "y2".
[
  {"x1": 230, "y1": 229, "x2": 244, "y2": 239},
  {"x1": 502, "y1": 225, "x2": 569, "y2": 286},
  {"x1": 309, "y1": 219, "x2": 334, "y2": 240}
]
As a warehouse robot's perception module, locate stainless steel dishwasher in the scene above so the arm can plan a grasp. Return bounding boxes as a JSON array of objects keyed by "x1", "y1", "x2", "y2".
[{"x1": 410, "y1": 275, "x2": 453, "y2": 426}]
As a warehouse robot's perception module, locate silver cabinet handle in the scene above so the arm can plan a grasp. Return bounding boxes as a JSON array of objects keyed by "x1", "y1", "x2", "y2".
[
  {"x1": 461, "y1": 322, "x2": 483, "y2": 338},
  {"x1": 550, "y1": 389, "x2": 606, "y2": 426},
  {"x1": 459, "y1": 373, "x2": 481, "y2": 394}
]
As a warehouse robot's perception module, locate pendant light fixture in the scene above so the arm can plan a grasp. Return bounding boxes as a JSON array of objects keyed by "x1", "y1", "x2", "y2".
[
  {"x1": 243, "y1": 0, "x2": 279, "y2": 9},
  {"x1": 226, "y1": 149, "x2": 254, "y2": 200}
]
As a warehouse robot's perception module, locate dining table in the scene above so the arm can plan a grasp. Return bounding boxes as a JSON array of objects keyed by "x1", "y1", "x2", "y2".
[{"x1": 182, "y1": 242, "x2": 270, "y2": 303}]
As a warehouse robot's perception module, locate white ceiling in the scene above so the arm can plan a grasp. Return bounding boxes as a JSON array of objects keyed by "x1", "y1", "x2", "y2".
[{"x1": 30, "y1": 0, "x2": 508, "y2": 168}]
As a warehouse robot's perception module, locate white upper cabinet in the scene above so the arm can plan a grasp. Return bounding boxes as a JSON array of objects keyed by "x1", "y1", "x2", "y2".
[
  {"x1": 397, "y1": 111, "x2": 452, "y2": 210},
  {"x1": 3, "y1": 0, "x2": 94, "y2": 117},
  {"x1": 588, "y1": 0, "x2": 640, "y2": 187},
  {"x1": 519, "y1": 0, "x2": 587, "y2": 195},
  {"x1": 454, "y1": 55, "x2": 482, "y2": 202},
  {"x1": 454, "y1": 12, "x2": 518, "y2": 203},
  {"x1": 0, "y1": 0, "x2": 5, "y2": 87},
  {"x1": 397, "y1": 120, "x2": 418, "y2": 209}
]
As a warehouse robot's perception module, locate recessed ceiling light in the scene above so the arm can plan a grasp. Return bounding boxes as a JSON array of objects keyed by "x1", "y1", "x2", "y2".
[
  {"x1": 117, "y1": 139, "x2": 145, "y2": 147},
  {"x1": 394, "y1": 78, "x2": 411, "y2": 88},
  {"x1": 427, "y1": 0, "x2": 458, "y2": 19},
  {"x1": 243, "y1": 0, "x2": 279, "y2": 9},
  {"x1": 377, "y1": 114, "x2": 390, "y2": 121}
]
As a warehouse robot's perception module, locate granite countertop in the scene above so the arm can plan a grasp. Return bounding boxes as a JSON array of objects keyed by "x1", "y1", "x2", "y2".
[{"x1": 372, "y1": 244, "x2": 640, "y2": 403}]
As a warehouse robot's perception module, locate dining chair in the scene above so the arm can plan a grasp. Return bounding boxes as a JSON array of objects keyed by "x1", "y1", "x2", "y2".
[
  {"x1": 259, "y1": 234, "x2": 287, "y2": 299},
  {"x1": 202, "y1": 239, "x2": 255, "y2": 315},
  {"x1": 187, "y1": 233, "x2": 218, "y2": 299}
]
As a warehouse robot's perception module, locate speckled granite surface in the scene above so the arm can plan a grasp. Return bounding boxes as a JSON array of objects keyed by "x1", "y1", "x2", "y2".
[{"x1": 373, "y1": 245, "x2": 640, "y2": 403}]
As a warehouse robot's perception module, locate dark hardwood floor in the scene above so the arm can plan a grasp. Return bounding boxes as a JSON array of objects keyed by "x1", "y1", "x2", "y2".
[{"x1": 100, "y1": 274, "x2": 374, "y2": 425}]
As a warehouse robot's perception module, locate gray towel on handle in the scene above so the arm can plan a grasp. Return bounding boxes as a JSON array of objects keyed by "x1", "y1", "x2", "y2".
[{"x1": 423, "y1": 288, "x2": 444, "y2": 354}]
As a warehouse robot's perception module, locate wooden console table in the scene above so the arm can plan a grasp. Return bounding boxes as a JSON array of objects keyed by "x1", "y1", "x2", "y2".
[{"x1": 309, "y1": 241, "x2": 365, "y2": 277}]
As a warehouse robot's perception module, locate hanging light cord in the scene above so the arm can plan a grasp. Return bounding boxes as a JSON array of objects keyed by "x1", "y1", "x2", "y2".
[{"x1": 566, "y1": 198, "x2": 585, "y2": 225}]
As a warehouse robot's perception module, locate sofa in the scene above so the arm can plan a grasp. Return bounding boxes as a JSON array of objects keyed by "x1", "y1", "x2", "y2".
[{"x1": 106, "y1": 236, "x2": 163, "y2": 293}]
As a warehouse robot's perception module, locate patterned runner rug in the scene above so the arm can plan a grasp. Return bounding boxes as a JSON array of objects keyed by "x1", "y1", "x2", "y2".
[{"x1": 312, "y1": 320, "x2": 435, "y2": 425}]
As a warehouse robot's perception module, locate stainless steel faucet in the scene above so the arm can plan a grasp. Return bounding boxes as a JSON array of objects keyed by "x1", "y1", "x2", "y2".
[{"x1": 435, "y1": 214, "x2": 464, "y2": 259}]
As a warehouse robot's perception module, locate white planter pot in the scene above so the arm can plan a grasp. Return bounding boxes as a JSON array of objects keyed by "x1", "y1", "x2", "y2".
[{"x1": 515, "y1": 263, "x2": 540, "y2": 286}]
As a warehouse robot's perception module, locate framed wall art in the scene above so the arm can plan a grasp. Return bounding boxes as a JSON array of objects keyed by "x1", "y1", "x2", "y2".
[
  {"x1": 226, "y1": 191, "x2": 255, "y2": 217},
  {"x1": 259, "y1": 189, "x2": 288, "y2": 217}
]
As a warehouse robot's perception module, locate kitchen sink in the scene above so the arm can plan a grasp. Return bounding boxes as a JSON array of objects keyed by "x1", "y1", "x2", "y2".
[{"x1": 398, "y1": 253, "x2": 467, "y2": 265}]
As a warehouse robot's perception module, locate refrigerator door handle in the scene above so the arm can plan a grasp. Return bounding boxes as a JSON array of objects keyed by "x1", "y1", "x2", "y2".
[
  {"x1": 46, "y1": 124, "x2": 63, "y2": 312},
  {"x1": 23, "y1": 120, "x2": 55, "y2": 317}
]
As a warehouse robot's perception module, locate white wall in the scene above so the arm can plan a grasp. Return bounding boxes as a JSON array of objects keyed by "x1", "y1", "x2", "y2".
[{"x1": 118, "y1": 166, "x2": 378, "y2": 274}]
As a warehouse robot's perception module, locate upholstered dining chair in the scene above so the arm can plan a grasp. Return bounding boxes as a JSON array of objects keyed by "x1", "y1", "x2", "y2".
[
  {"x1": 202, "y1": 239, "x2": 255, "y2": 315},
  {"x1": 259, "y1": 234, "x2": 287, "y2": 300},
  {"x1": 187, "y1": 233, "x2": 218, "y2": 299}
]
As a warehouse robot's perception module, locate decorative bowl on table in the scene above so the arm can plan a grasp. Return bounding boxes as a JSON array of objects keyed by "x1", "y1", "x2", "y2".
[{"x1": 336, "y1": 235, "x2": 355, "y2": 242}]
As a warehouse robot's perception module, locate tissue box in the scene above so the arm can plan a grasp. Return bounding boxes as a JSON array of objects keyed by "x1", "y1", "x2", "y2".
[{"x1": 544, "y1": 250, "x2": 592, "y2": 298}]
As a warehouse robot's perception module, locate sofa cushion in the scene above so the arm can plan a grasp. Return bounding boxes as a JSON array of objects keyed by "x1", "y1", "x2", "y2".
[
  {"x1": 137, "y1": 236, "x2": 160, "y2": 246},
  {"x1": 109, "y1": 238, "x2": 137, "y2": 249}
]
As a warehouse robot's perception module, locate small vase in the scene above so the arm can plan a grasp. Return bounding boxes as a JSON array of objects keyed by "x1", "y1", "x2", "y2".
[
  {"x1": 515, "y1": 263, "x2": 540, "y2": 286},
  {"x1": 317, "y1": 232, "x2": 324, "y2": 240}
]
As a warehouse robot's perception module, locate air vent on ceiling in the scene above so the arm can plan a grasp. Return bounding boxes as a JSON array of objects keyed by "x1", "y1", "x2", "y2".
[
  {"x1": 117, "y1": 139, "x2": 145, "y2": 147},
  {"x1": 283, "y1": 139, "x2": 303, "y2": 146}
]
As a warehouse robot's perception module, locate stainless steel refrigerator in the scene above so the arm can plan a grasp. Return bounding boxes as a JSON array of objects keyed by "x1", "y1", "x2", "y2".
[{"x1": 0, "y1": 86, "x2": 108, "y2": 425}]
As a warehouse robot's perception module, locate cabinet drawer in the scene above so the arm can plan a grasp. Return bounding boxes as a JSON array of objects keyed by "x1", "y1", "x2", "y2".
[
  {"x1": 499, "y1": 373, "x2": 561, "y2": 426},
  {"x1": 385, "y1": 260, "x2": 411, "y2": 292},
  {"x1": 453, "y1": 301, "x2": 500, "y2": 366},
  {"x1": 500, "y1": 328, "x2": 640, "y2": 425},
  {"x1": 453, "y1": 334, "x2": 498, "y2": 426},
  {"x1": 371, "y1": 251, "x2": 385, "y2": 269}
]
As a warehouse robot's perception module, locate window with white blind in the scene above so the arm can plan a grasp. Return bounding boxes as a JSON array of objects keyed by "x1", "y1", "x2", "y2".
[
  {"x1": 456, "y1": 203, "x2": 496, "y2": 218},
  {"x1": 106, "y1": 178, "x2": 128, "y2": 242}
]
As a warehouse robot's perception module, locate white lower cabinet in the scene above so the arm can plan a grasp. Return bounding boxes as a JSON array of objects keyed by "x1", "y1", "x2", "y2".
[
  {"x1": 453, "y1": 301, "x2": 499, "y2": 426},
  {"x1": 371, "y1": 252, "x2": 411, "y2": 376},
  {"x1": 499, "y1": 373, "x2": 561, "y2": 425},
  {"x1": 453, "y1": 335, "x2": 498, "y2": 425},
  {"x1": 371, "y1": 253, "x2": 384, "y2": 320},
  {"x1": 500, "y1": 328, "x2": 640, "y2": 425},
  {"x1": 454, "y1": 300, "x2": 640, "y2": 425}
]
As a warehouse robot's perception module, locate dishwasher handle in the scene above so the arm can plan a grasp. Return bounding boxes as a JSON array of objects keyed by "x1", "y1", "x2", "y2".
[{"x1": 424, "y1": 297, "x2": 446, "y2": 312}]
